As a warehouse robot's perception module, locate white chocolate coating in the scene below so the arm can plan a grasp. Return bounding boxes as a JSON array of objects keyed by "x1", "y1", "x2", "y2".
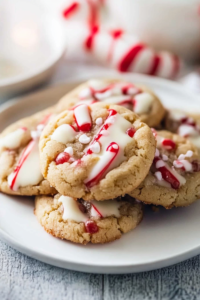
[
  {"x1": 90, "y1": 200, "x2": 121, "y2": 218},
  {"x1": 58, "y1": 196, "x2": 87, "y2": 222},
  {"x1": 134, "y1": 93, "x2": 154, "y2": 114},
  {"x1": 8, "y1": 139, "x2": 43, "y2": 191},
  {"x1": 51, "y1": 124, "x2": 77, "y2": 144},
  {"x1": 85, "y1": 112, "x2": 133, "y2": 185},
  {"x1": 0, "y1": 128, "x2": 26, "y2": 150}
]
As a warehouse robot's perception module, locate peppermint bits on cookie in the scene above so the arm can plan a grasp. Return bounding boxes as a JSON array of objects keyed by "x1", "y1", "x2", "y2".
[
  {"x1": 57, "y1": 79, "x2": 166, "y2": 128},
  {"x1": 39, "y1": 103, "x2": 156, "y2": 201},
  {"x1": 130, "y1": 130, "x2": 200, "y2": 208}
]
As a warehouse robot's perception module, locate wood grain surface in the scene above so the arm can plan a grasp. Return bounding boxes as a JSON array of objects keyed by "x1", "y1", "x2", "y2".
[{"x1": 1, "y1": 240, "x2": 200, "y2": 300}]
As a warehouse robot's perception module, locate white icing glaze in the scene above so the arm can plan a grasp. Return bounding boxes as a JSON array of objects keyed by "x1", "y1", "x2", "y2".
[
  {"x1": 79, "y1": 134, "x2": 91, "y2": 144},
  {"x1": 78, "y1": 81, "x2": 155, "y2": 114},
  {"x1": 58, "y1": 196, "x2": 87, "y2": 222},
  {"x1": 90, "y1": 142, "x2": 100, "y2": 154},
  {"x1": 31, "y1": 130, "x2": 41, "y2": 140},
  {"x1": 79, "y1": 87, "x2": 92, "y2": 99},
  {"x1": 178, "y1": 150, "x2": 193, "y2": 160},
  {"x1": 102, "y1": 95, "x2": 131, "y2": 104},
  {"x1": 154, "y1": 171, "x2": 162, "y2": 181},
  {"x1": 51, "y1": 124, "x2": 77, "y2": 144},
  {"x1": 88, "y1": 79, "x2": 108, "y2": 91},
  {"x1": 84, "y1": 112, "x2": 133, "y2": 185},
  {"x1": 156, "y1": 160, "x2": 165, "y2": 169},
  {"x1": 8, "y1": 139, "x2": 43, "y2": 191},
  {"x1": 64, "y1": 146, "x2": 74, "y2": 156},
  {"x1": 134, "y1": 93, "x2": 154, "y2": 114},
  {"x1": 0, "y1": 128, "x2": 26, "y2": 150},
  {"x1": 90, "y1": 200, "x2": 121, "y2": 218},
  {"x1": 96, "y1": 117, "x2": 103, "y2": 126},
  {"x1": 95, "y1": 89, "x2": 113, "y2": 100},
  {"x1": 178, "y1": 124, "x2": 198, "y2": 137},
  {"x1": 180, "y1": 160, "x2": 192, "y2": 172},
  {"x1": 74, "y1": 104, "x2": 91, "y2": 131}
]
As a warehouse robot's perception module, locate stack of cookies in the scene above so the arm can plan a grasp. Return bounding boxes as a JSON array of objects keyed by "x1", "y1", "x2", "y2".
[{"x1": 0, "y1": 78, "x2": 200, "y2": 245}]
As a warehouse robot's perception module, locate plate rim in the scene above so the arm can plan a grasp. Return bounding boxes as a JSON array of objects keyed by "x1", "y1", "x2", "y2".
[{"x1": 0, "y1": 74, "x2": 200, "y2": 274}]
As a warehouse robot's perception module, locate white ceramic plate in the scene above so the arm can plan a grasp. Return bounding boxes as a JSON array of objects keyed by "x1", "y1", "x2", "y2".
[
  {"x1": 0, "y1": 74, "x2": 200, "y2": 274},
  {"x1": 0, "y1": 0, "x2": 65, "y2": 99}
]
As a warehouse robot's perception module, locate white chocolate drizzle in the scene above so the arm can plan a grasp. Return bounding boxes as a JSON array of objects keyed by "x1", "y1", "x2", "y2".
[
  {"x1": 58, "y1": 196, "x2": 87, "y2": 222},
  {"x1": 0, "y1": 128, "x2": 27, "y2": 150},
  {"x1": 134, "y1": 93, "x2": 154, "y2": 114},
  {"x1": 8, "y1": 139, "x2": 43, "y2": 191},
  {"x1": 90, "y1": 200, "x2": 121, "y2": 218},
  {"x1": 78, "y1": 80, "x2": 153, "y2": 114},
  {"x1": 84, "y1": 110, "x2": 134, "y2": 187},
  {"x1": 7, "y1": 114, "x2": 51, "y2": 191}
]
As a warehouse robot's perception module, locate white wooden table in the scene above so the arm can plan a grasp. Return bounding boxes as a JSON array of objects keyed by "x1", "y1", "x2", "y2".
[{"x1": 1, "y1": 61, "x2": 200, "y2": 300}]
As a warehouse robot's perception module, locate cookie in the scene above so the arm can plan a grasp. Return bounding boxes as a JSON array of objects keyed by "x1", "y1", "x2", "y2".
[
  {"x1": 34, "y1": 194, "x2": 143, "y2": 245},
  {"x1": 56, "y1": 79, "x2": 165, "y2": 127},
  {"x1": 40, "y1": 102, "x2": 156, "y2": 201},
  {"x1": 129, "y1": 130, "x2": 200, "y2": 208},
  {"x1": 165, "y1": 109, "x2": 200, "y2": 150},
  {"x1": 0, "y1": 108, "x2": 56, "y2": 196}
]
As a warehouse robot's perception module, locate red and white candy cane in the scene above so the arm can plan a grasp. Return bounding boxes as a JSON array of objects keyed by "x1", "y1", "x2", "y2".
[{"x1": 64, "y1": 21, "x2": 181, "y2": 79}]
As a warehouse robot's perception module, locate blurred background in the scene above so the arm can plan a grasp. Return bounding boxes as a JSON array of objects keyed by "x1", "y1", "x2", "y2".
[{"x1": 1, "y1": 0, "x2": 200, "y2": 100}]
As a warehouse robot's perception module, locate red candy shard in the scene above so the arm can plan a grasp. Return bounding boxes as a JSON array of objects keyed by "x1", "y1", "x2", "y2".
[
  {"x1": 181, "y1": 117, "x2": 196, "y2": 127},
  {"x1": 110, "y1": 29, "x2": 123, "y2": 39},
  {"x1": 85, "y1": 25, "x2": 99, "y2": 51},
  {"x1": 85, "y1": 220, "x2": 99, "y2": 234},
  {"x1": 126, "y1": 128, "x2": 136, "y2": 138},
  {"x1": 62, "y1": 2, "x2": 79, "y2": 19},
  {"x1": 192, "y1": 160, "x2": 200, "y2": 172},
  {"x1": 153, "y1": 157, "x2": 180, "y2": 189},
  {"x1": 55, "y1": 152, "x2": 70, "y2": 165},
  {"x1": 79, "y1": 123, "x2": 91, "y2": 132},
  {"x1": 162, "y1": 139, "x2": 176, "y2": 150},
  {"x1": 108, "y1": 109, "x2": 117, "y2": 116},
  {"x1": 159, "y1": 166, "x2": 180, "y2": 189}
]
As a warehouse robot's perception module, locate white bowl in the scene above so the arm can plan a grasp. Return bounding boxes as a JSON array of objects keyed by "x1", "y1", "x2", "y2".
[{"x1": 0, "y1": 0, "x2": 65, "y2": 99}]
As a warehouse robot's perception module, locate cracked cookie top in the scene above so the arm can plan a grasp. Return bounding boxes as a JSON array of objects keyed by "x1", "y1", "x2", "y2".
[
  {"x1": 0, "y1": 109, "x2": 56, "y2": 196},
  {"x1": 40, "y1": 103, "x2": 156, "y2": 201},
  {"x1": 56, "y1": 79, "x2": 165, "y2": 127},
  {"x1": 129, "y1": 130, "x2": 200, "y2": 208},
  {"x1": 35, "y1": 194, "x2": 143, "y2": 244}
]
